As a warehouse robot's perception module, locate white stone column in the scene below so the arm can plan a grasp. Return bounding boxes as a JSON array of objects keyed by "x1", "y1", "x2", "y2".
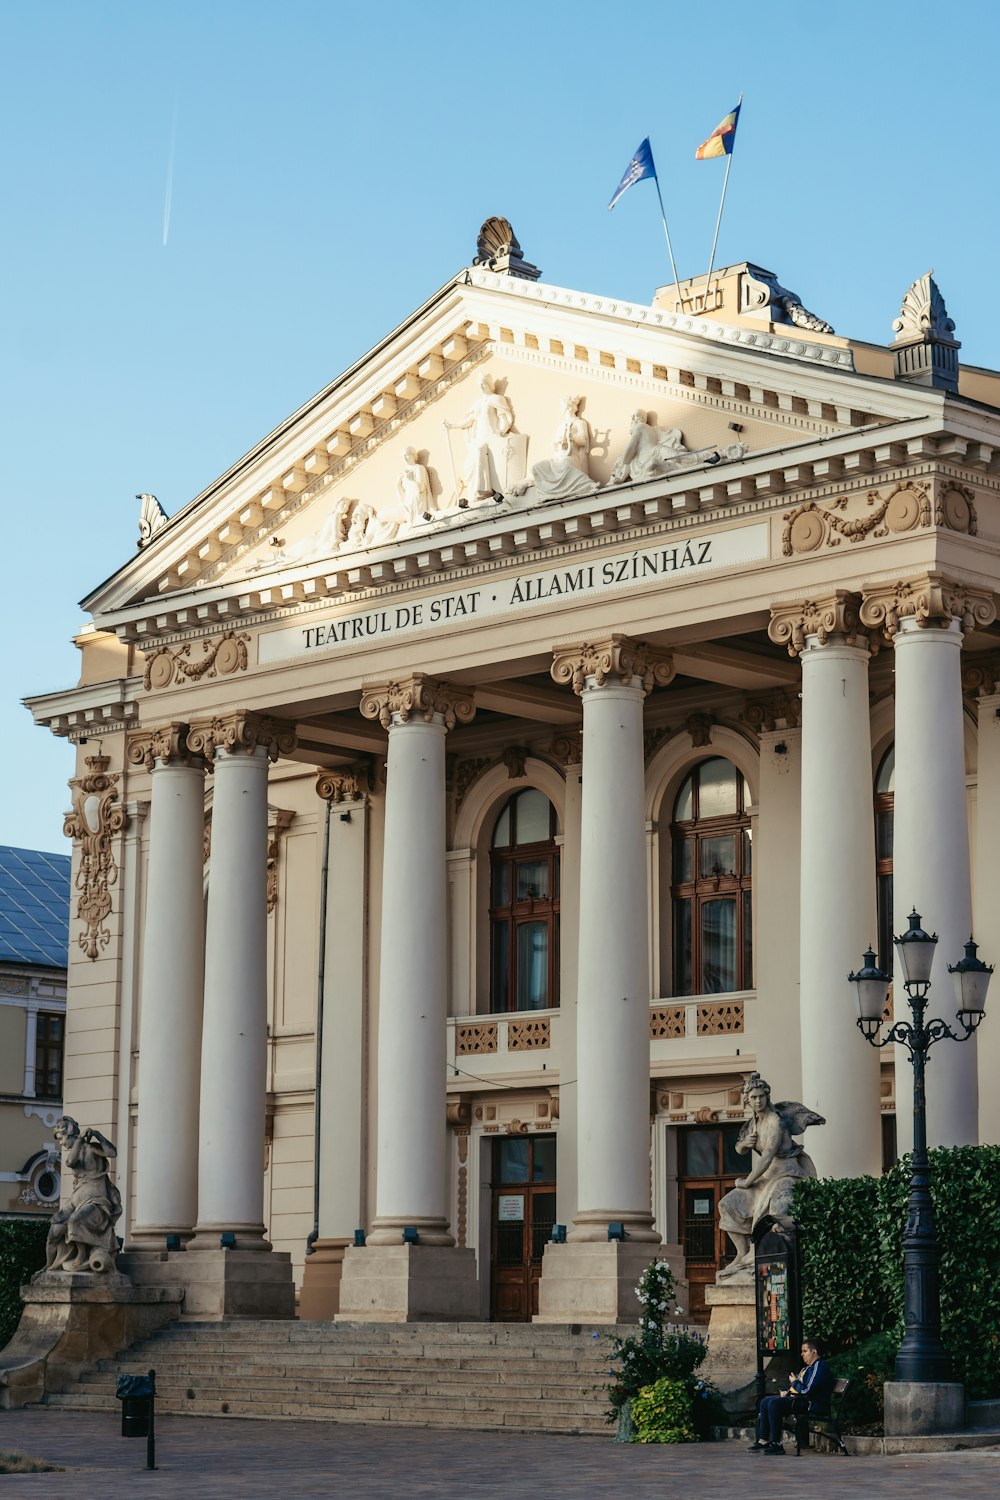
[
  {"x1": 361, "y1": 679, "x2": 474, "y2": 1243},
  {"x1": 186, "y1": 713, "x2": 294, "y2": 1250},
  {"x1": 128, "y1": 726, "x2": 205, "y2": 1244},
  {"x1": 862, "y1": 578, "x2": 995, "y2": 1149},
  {"x1": 792, "y1": 608, "x2": 880, "y2": 1179},
  {"x1": 971, "y1": 672, "x2": 1000, "y2": 1145},
  {"x1": 553, "y1": 638, "x2": 673, "y2": 1240}
]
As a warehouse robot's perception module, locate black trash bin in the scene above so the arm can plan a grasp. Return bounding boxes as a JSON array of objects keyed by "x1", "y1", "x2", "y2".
[{"x1": 115, "y1": 1369, "x2": 156, "y2": 1469}]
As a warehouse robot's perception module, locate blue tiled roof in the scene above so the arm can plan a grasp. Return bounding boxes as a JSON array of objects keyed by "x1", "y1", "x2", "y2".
[{"x1": 0, "y1": 846, "x2": 72, "y2": 969}]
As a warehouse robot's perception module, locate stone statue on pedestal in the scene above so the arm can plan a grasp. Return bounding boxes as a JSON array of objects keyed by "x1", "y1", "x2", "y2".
[
  {"x1": 717, "y1": 1074, "x2": 824, "y2": 1284},
  {"x1": 42, "y1": 1117, "x2": 122, "y2": 1276}
]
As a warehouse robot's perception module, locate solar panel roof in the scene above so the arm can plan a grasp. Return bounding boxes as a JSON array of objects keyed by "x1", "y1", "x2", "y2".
[{"x1": 0, "y1": 846, "x2": 72, "y2": 969}]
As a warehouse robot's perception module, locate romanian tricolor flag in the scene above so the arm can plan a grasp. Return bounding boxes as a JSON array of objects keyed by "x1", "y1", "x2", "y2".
[{"x1": 695, "y1": 104, "x2": 741, "y2": 160}]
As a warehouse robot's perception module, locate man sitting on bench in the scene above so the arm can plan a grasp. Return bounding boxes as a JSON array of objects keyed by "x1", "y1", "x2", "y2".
[{"x1": 749, "y1": 1338, "x2": 835, "y2": 1455}]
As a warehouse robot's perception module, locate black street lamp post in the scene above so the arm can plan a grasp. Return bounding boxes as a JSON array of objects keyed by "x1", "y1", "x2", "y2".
[{"x1": 848, "y1": 911, "x2": 992, "y2": 1385}]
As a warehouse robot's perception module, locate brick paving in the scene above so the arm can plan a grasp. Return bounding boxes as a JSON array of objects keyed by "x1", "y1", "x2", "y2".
[{"x1": 0, "y1": 1409, "x2": 998, "y2": 1498}]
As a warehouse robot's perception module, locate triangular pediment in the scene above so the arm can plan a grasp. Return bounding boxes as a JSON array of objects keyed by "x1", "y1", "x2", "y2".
[{"x1": 84, "y1": 268, "x2": 927, "y2": 620}]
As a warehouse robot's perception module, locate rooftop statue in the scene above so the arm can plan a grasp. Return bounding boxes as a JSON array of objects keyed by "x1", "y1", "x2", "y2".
[
  {"x1": 445, "y1": 374, "x2": 525, "y2": 502},
  {"x1": 42, "y1": 1116, "x2": 122, "y2": 1276},
  {"x1": 610, "y1": 411, "x2": 746, "y2": 486},
  {"x1": 717, "y1": 1073, "x2": 824, "y2": 1284},
  {"x1": 510, "y1": 394, "x2": 599, "y2": 502}
]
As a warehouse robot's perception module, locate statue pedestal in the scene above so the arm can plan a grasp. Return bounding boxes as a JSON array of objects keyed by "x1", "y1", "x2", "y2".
[
  {"x1": 335, "y1": 1245, "x2": 480, "y2": 1323},
  {"x1": 121, "y1": 1248, "x2": 295, "y2": 1320},
  {"x1": 0, "y1": 1270, "x2": 184, "y2": 1409},
  {"x1": 534, "y1": 1241, "x2": 687, "y2": 1325},
  {"x1": 701, "y1": 1281, "x2": 796, "y2": 1418}
]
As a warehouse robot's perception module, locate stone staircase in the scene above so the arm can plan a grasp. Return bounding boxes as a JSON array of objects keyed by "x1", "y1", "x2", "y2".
[{"x1": 44, "y1": 1320, "x2": 625, "y2": 1434}]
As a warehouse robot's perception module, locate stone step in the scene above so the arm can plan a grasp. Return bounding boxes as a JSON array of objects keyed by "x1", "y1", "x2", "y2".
[
  {"x1": 80, "y1": 1368, "x2": 605, "y2": 1393},
  {"x1": 92, "y1": 1352, "x2": 610, "y2": 1376}
]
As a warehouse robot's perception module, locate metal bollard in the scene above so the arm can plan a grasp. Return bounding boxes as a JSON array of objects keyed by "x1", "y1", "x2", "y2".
[{"x1": 115, "y1": 1368, "x2": 156, "y2": 1470}]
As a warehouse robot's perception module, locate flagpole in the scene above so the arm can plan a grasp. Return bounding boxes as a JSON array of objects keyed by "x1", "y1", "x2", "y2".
[
  {"x1": 703, "y1": 91, "x2": 742, "y2": 313},
  {"x1": 652, "y1": 170, "x2": 682, "y2": 311}
]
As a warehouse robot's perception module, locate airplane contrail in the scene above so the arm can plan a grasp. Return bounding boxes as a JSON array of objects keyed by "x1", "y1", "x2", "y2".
[{"x1": 162, "y1": 104, "x2": 177, "y2": 247}]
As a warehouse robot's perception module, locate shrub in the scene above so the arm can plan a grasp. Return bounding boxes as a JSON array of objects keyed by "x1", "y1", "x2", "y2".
[
  {"x1": 631, "y1": 1377, "x2": 697, "y2": 1443},
  {"x1": 605, "y1": 1259, "x2": 722, "y2": 1436},
  {"x1": 827, "y1": 1330, "x2": 898, "y2": 1428},
  {"x1": 793, "y1": 1144, "x2": 1000, "y2": 1402},
  {"x1": 0, "y1": 1219, "x2": 49, "y2": 1349}
]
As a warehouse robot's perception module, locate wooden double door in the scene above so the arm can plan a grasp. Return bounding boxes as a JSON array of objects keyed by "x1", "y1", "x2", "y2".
[
  {"x1": 678, "y1": 1123, "x2": 743, "y2": 1321},
  {"x1": 490, "y1": 1134, "x2": 556, "y2": 1321}
]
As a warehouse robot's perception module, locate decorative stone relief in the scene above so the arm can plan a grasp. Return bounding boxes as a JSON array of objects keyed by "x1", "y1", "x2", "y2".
[
  {"x1": 452, "y1": 757, "x2": 492, "y2": 810},
  {"x1": 740, "y1": 268, "x2": 834, "y2": 334},
  {"x1": 142, "y1": 630, "x2": 250, "y2": 692},
  {"x1": 767, "y1": 591, "x2": 867, "y2": 658},
  {"x1": 697, "y1": 1001, "x2": 745, "y2": 1035},
  {"x1": 649, "y1": 1007, "x2": 686, "y2": 1039},
  {"x1": 860, "y1": 573, "x2": 996, "y2": 641},
  {"x1": 266, "y1": 809, "x2": 295, "y2": 915},
  {"x1": 397, "y1": 447, "x2": 435, "y2": 526},
  {"x1": 548, "y1": 730, "x2": 583, "y2": 768},
  {"x1": 551, "y1": 634, "x2": 675, "y2": 695},
  {"x1": 609, "y1": 411, "x2": 746, "y2": 486},
  {"x1": 472, "y1": 216, "x2": 542, "y2": 281},
  {"x1": 781, "y1": 481, "x2": 931, "y2": 556},
  {"x1": 446, "y1": 1097, "x2": 473, "y2": 1127},
  {"x1": 186, "y1": 711, "x2": 297, "y2": 762},
  {"x1": 643, "y1": 725, "x2": 674, "y2": 762},
  {"x1": 507, "y1": 1018, "x2": 551, "y2": 1051},
  {"x1": 63, "y1": 754, "x2": 129, "y2": 961},
  {"x1": 359, "y1": 675, "x2": 475, "y2": 731},
  {"x1": 315, "y1": 762, "x2": 372, "y2": 804},
  {"x1": 893, "y1": 272, "x2": 956, "y2": 341},
  {"x1": 891, "y1": 273, "x2": 960, "y2": 392},
  {"x1": 136, "y1": 492, "x2": 168, "y2": 548},
  {"x1": 126, "y1": 721, "x2": 202, "y2": 773},
  {"x1": 502, "y1": 745, "x2": 529, "y2": 780},
  {"x1": 962, "y1": 653, "x2": 1000, "y2": 697},
  {"x1": 686, "y1": 712, "x2": 714, "y2": 748},
  {"x1": 741, "y1": 690, "x2": 801, "y2": 734},
  {"x1": 509, "y1": 394, "x2": 599, "y2": 502},
  {"x1": 41, "y1": 1117, "x2": 122, "y2": 1276},
  {"x1": 455, "y1": 1023, "x2": 498, "y2": 1055},
  {"x1": 444, "y1": 373, "x2": 525, "y2": 503},
  {"x1": 936, "y1": 482, "x2": 977, "y2": 534}
]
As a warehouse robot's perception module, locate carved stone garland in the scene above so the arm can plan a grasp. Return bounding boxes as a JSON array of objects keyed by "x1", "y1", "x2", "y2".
[
  {"x1": 859, "y1": 573, "x2": 996, "y2": 641},
  {"x1": 359, "y1": 674, "x2": 475, "y2": 731},
  {"x1": 63, "y1": 755, "x2": 129, "y2": 960},
  {"x1": 550, "y1": 634, "x2": 675, "y2": 695},
  {"x1": 782, "y1": 481, "x2": 932, "y2": 556},
  {"x1": 143, "y1": 630, "x2": 250, "y2": 691}
]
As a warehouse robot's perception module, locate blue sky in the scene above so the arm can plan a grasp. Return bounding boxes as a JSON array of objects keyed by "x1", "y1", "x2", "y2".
[{"x1": 4, "y1": 0, "x2": 999, "y2": 852}]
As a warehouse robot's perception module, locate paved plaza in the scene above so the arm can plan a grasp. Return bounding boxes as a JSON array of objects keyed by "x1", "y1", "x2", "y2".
[{"x1": 0, "y1": 1410, "x2": 997, "y2": 1498}]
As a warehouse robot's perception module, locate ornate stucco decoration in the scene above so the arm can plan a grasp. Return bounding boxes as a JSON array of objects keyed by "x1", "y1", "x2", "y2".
[
  {"x1": 314, "y1": 761, "x2": 373, "y2": 804},
  {"x1": 143, "y1": 630, "x2": 251, "y2": 692},
  {"x1": 136, "y1": 492, "x2": 169, "y2": 548},
  {"x1": 550, "y1": 635, "x2": 675, "y2": 695},
  {"x1": 860, "y1": 573, "x2": 996, "y2": 641},
  {"x1": 63, "y1": 754, "x2": 129, "y2": 961},
  {"x1": 782, "y1": 481, "x2": 932, "y2": 556},
  {"x1": 891, "y1": 272, "x2": 960, "y2": 393},
  {"x1": 936, "y1": 483, "x2": 977, "y2": 535},
  {"x1": 266, "y1": 808, "x2": 295, "y2": 915},
  {"x1": 740, "y1": 267, "x2": 834, "y2": 334},
  {"x1": 471, "y1": 216, "x2": 541, "y2": 281},
  {"x1": 186, "y1": 711, "x2": 297, "y2": 762},
  {"x1": 742, "y1": 689, "x2": 802, "y2": 734},
  {"x1": 548, "y1": 730, "x2": 583, "y2": 768},
  {"x1": 686, "y1": 712, "x2": 715, "y2": 748},
  {"x1": 452, "y1": 756, "x2": 493, "y2": 810},
  {"x1": 767, "y1": 591, "x2": 867, "y2": 658},
  {"x1": 643, "y1": 724, "x2": 674, "y2": 762},
  {"x1": 359, "y1": 675, "x2": 475, "y2": 731},
  {"x1": 962, "y1": 653, "x2": 1000, "y2": 698},
  {"x1": 126, "y1": 720, "x2": 204, "y2": 773}
]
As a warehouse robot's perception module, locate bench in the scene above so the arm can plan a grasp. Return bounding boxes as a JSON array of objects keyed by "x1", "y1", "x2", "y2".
[{"x1": 783, "y1": 1376, "x2": 851, "y2": 1455}]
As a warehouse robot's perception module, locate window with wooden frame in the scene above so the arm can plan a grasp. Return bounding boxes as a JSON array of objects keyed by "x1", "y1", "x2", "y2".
[
  {"x1": 670, "y1": 758, "x2": 752, "y2": 996},
  {"x1": 489, "y1": 789, "x2": 560, "y2": 1012},
  {"x1": 875, "y1": 745, "x2": 894, "y2": 974},
  {"x1": 35, "y1": 1011, "x2": 65, "y2": 1099}
]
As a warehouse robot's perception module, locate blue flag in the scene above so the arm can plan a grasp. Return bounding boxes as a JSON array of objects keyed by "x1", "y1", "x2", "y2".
[{"x1": 608, "y1": 138, "x2": 657, "y2": 210}]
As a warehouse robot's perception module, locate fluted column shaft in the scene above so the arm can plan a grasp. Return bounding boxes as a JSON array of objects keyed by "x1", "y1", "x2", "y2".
[
  {"x1": 131, "y1": 743, "x2": 205, "y2": 1242},
  {"x1": 189, "y1": 741, "x2": 271, "y2": 1247}
]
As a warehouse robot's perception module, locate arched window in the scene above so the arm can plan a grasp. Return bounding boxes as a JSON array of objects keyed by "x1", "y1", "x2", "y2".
[
  {"x1": 489, "y1": 789, "x2": 560, "y2": 1012},
  {"x1": 875, "y1": 745, "x2": 894, "y2": 973},
  {"x1": 670, "y1": 758, "x2": 752, "y2": 996}
]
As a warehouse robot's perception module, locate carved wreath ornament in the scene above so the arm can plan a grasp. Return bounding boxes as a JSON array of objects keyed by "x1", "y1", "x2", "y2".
[
  {"x1": 782, "y1": 481, "x2": 976, "y2": 557},
  {"x1": 143, "y1": 630, "x2": 250, "y2": 691},
  {"x1": 63, "y1": 756, "x2": 129, "y2": 960}
]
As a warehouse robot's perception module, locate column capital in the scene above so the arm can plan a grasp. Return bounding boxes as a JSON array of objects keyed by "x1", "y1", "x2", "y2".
[
  {"x1": 550, "y1": 634, "x2": 674, "y2": 695},
  {"x1": 126, "y1": 721, "x2": 204, "y2": 773},
  {"x1": 315, "y1": 761, "x2": 375, "y2": 803},
  {"x1": 860, "y1": 572, "x2": 996, "y2": 642},
  {"x1": 359, "y1": 675, "x2": 475, "y2": 730},
  {"x1": 186, "y1": 711, "x2": 296, "y2": 763},
  {"x1": 767, "y1": 591, "x2": 867, "y2": 658},
  {"x1": 741, "y1": 688, "x2": 802, "y2": 735},
  {"x1": 963, "y1": 652, "x2": 1000, "y2": 698}
]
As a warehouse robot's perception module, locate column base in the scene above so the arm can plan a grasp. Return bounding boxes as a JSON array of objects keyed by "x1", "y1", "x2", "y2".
[
  {"x1": 534, "y1": 1240, "x2": 686, "y2": 1324},
  {"x1": 121, "y1": 1248, "x2": 294, "y2": 1320},
  {"x1": 298, "y1": 1238, "x2": 350, "y2": 1320},
  {"x1": 335, "y1": 1244, "x2": 480, "y2": 1322},
  {"x1": 125, "y1": 1225, "x2": 195, "y2": 1252},
  {"x1": 568, "y1": 1209, "x2": 660, "y2": 1244},
  {"x1": 366, "y1": 1216, "x2": 455, "y2": 1247},
  {"x1": 185, "y1": 1222, "x2": 272, "y2": 1252},
  {"x1": 0, "y1": 1271, "x2": 184, "y2": 1409},
  {"x1": 884, "y1": 1381, "x2": 966, "y2": 1436}
]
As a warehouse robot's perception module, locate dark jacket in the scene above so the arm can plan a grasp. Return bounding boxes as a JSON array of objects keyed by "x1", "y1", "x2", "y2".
[{"x1": 790, "y1": 1357, "x2": 834, "y2": 1415}]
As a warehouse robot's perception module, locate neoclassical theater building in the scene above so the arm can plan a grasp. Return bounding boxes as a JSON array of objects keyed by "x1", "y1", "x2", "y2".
[{"x1": 26, "y1": 223, "x2": 1000, "y2": 1324}]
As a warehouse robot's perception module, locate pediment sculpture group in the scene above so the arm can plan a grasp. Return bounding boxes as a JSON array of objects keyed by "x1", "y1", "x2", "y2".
[{"x1": 266, "y1": 376, "x2": 748, "y2": 570}]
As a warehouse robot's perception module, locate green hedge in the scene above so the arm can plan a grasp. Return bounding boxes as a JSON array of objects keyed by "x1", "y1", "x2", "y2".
[
  {"x1": 792, "y1": 1144, "x2": 1000, "y2": 1400},
  {"x1": 0, "y1": 1220, "x2": 49, "y2": 1349}
]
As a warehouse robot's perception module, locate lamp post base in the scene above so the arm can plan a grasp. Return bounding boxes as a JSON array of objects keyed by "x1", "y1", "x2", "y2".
[{"x1": 884, "y1": 1381, "x2": 965, "y2": 1436}]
